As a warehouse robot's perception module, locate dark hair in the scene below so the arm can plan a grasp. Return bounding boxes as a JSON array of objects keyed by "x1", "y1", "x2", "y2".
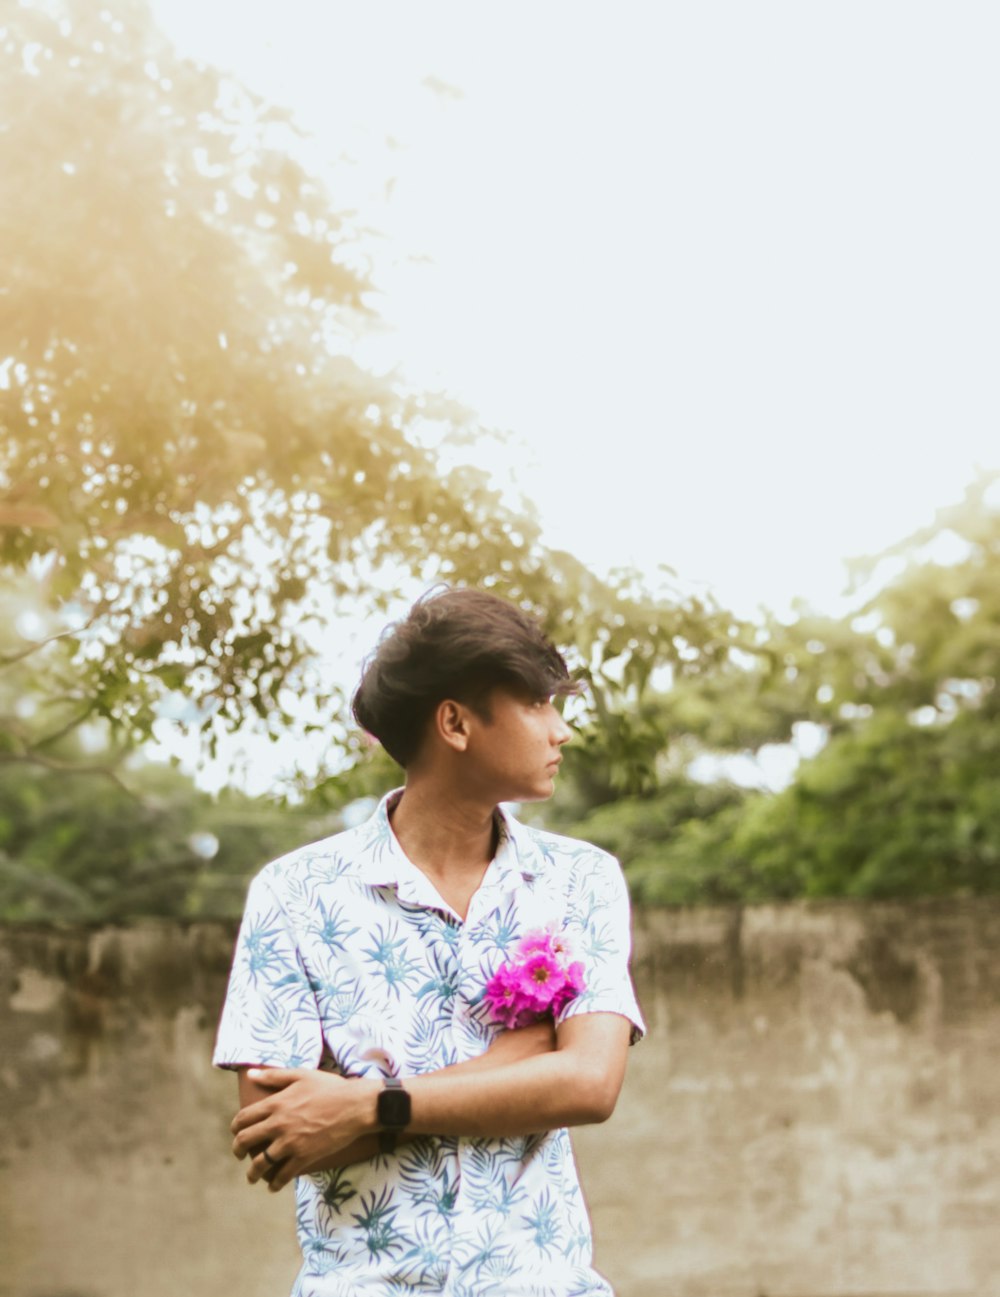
[{"x1": 352, "y1": 587, "x2": 576, "y2": 767}]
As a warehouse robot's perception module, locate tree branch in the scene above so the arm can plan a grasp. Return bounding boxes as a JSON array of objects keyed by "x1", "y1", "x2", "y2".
[
  {"x1": 0, "y1": 620, "x2": 94, "y2": 670},
  {"x1": 0, "y1": 749, "x2": 141, "y2": 799},
  {"x1": 33, "y1": 707, "x2": 95, "y2": 750}
]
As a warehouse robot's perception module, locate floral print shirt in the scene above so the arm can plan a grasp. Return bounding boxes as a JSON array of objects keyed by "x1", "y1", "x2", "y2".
[{"x1": 214, "y1": 791, "x2": 645, "y2": 1297}]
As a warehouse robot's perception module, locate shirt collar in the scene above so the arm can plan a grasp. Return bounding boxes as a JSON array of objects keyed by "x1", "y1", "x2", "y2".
[{"x1": 353, "y1": 789, "x2": 541, "y2": 891}]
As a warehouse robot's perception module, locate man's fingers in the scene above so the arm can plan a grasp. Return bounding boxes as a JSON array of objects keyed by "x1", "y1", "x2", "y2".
[
  {"x1": 245, "y1": 1143, "x2": 290, "y2": 1184},
  {"x1": 230, "y1": 1069, "x2": 304, "y2": 1137},
  {"x1": 230, "y1": 1093, "x2": 279, "y2": 1136},
  {"x1": 245, "y1": 1149, "x2": 293, "y2": 1191},
  {"x1": 233, "y1": 1126, "x2": 258, "y2": 1156},
  {"x1": 241, "y1": 1140, "x2": 271, "y2": 1167},
  {"x1": 268, "y1": 1156, "x2": 300, "y2": 1193},
  {"x1": 233, "y1": 1123, "x2": 277, "y2": 1159},
  {"x1": 246, "y1": 1067, "x2": 303, "y2": 1089},
  {"x1": 247, "y1": 1151, "x2": 268, "y2": 1184}
]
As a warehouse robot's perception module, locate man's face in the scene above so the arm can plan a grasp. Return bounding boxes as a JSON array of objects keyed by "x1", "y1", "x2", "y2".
[{"x1": 461, "y1": 686, "x2": 573, "y2": 804}]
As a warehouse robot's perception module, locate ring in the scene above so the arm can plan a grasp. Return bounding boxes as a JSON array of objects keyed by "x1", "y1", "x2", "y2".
[{"x1": 262, "y1": 1148, "x2": 280, "y2": 1167}]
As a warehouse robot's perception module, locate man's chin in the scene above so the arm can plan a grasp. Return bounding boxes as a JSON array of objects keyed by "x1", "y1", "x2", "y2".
[{"x1": 514, "y1": 778, "x2": 557, "y2": 804}]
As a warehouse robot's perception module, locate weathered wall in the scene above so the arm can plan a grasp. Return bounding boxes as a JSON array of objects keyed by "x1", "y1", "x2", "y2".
[{"x1": 2, "y1": 902, "x2": 1000, "y2": 1297}]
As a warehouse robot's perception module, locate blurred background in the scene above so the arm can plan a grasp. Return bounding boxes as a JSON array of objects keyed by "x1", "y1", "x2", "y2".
[{"x1": 2, "y1": 2, "x2": 1000, "y2": 1295}]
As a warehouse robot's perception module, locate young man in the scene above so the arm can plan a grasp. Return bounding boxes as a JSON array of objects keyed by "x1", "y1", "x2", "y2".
[{"x1": 215, "y1": 588, "x2": 645, "y2": 1297}]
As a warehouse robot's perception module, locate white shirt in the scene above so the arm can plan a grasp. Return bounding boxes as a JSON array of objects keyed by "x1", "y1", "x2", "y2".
[{"x1": 214, "y1": 790, "x2": 645, "y2": 1297}]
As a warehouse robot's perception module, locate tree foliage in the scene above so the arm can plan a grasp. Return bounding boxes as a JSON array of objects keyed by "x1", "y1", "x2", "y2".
[
  {"x1": 9, "y1": 1, "x2": 991, "y2": 919},
  {"x1": 0, "y1": 748, "x2": 340, "y2": 922},
  {"x1": 0, "y1": 0, "x2": 737, "y2": 783},
  {"x1": 0, "y1": 0, "x2": 745, "y2": 920},
  {"x1": 3, "y1": 0, "x2": 990, "y2": 913},
  {"x1": 564, "y1": 474, "x2": 1000, "y2": 902},
  {"x1": 0, "y1": 573, "x2": 325, "y2": 919}
]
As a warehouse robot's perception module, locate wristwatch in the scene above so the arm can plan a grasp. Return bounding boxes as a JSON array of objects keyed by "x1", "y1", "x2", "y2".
[{"x1": 377, "y1": 1076, "x2": 411, "y2": 1154}]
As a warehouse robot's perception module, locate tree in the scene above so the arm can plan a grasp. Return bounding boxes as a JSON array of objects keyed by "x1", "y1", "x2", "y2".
[
  {"x1": 567, "y1": 473, "x2": 1000, "y2": 902},
  {"x1": 727, "y1": 707, "x2": 1000, "y2": 900},
  {"x1": 0, "y1": 0, "x2": 737, "y2": 787},
  {"x1": 0, "y1": 572, "x2": 329, "y2": 918},
  {"x1": 0, "y1": 743, "x2": 344, "y2": 921},
  {"x1": 562, "y1": 775, "x2": 752, "y2": 905},
  {"x1": 731, "y1": 472, "x2": 1000, "y2": 898}
]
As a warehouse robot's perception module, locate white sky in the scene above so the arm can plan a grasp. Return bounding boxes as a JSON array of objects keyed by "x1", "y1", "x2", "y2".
[
  {"x1": 143, "y1": 1, "x2": 1000, "y2": 791},
  {"x1": 151, "y1": 0, "x2": 1000, "y2": 621}
]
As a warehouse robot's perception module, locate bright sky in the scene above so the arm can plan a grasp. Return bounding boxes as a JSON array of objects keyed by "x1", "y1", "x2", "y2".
[
  {"x1": 144, "y1": 1, "x2": 1000, "y2": 792},
  {"x1": 151, "y1": 0, "x2": 1000, "y2": 622}
]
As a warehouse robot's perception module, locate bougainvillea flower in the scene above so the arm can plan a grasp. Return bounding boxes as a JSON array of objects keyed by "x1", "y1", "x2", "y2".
[
  {"x1": 483, "y1": 930, "x2": 585, "y2": 1029},
  {"x1": 551, "y1": 960, "x2": 586, "y2": 1016},
  {"x1": 516, "y1": 929, "x2": 553, "y2": 955},
  {"x1": 515, "y1": 952, "x2": 561, "y2": 1009}
]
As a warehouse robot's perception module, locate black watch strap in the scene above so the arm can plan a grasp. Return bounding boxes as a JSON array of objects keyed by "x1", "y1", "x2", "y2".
[{"x1": 377, "y1": 1076, "x2": 410, "y2": 1155}]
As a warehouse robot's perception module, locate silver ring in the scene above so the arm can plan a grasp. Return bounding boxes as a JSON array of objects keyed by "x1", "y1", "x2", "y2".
[{"x1": 262, "y1": 1148, "x2": 280, "y2": 1167}]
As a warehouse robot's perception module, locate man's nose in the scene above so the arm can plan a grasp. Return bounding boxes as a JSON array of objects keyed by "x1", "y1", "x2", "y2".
[{"x1": 553, "y1": 713, "x2": 573, "y2": 746}]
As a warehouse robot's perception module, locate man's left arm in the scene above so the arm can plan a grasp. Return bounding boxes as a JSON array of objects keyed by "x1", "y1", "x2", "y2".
[
  {"x1": 234, "y1": 1016, "x2": 562, "y2": 1175},
  {"x1": 232, "y1": 1011, "x2": 632, "y2": 1191}
]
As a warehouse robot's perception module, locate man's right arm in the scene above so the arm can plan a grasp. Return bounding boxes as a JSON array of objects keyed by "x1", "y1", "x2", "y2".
[
  {"x1": 238, "y1": 1019, "x2": 558, "y2": 1177},
  {"x1": 236, "y1": 1011, "x2": 631, "y2": 1192}
]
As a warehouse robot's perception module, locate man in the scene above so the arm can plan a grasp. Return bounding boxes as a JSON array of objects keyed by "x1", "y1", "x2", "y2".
[{"x1": 216, "y1": 588, "x2": 645, "y2": 1297}]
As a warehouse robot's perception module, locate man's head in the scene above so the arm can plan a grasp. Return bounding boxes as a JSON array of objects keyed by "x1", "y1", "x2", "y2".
[{"x1": 352, "y1": 587, "x2": 576, "y2": 768}]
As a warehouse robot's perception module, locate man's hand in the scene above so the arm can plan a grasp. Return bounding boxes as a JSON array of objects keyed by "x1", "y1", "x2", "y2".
[
  {"x1": 232, "y1": 1023, "x2": 559, "y2": 1190},
  {"x1": 230, "y1": 1015, "x2": 628, "y2": 1194},
  {"x1": 231, "y1": 1068, "x2": 380, "y2": 1192}
]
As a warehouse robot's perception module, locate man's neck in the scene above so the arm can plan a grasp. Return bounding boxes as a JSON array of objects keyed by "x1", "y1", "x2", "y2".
[{"x1": 388, "y1": 782, "x2": 500, "y2": 885}]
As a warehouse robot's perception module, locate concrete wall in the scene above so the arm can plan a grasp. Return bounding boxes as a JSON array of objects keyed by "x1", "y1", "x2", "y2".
[{"x1": 2, "y1": 901, "x2": 1000, "y2": 1297}]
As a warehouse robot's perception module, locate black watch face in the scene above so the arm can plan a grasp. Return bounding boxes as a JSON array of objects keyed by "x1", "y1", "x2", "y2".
[{"x1": 378, "y1": 1086, "x2": 411, "y2": 1129}]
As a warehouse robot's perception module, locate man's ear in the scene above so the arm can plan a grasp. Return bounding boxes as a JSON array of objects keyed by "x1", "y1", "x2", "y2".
[{"x1": 435, "y1": 699, "x2": 472, "y2": 752}]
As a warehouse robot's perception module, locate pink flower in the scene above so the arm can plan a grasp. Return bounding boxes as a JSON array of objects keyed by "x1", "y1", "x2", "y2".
[
  {"x1": 483, "y1": 963, "x2": 529, "y2": 1029},
  {"x1": 515, "y1": 952, "x2": 561, "y2": 1010},
  {"x1": 515, "y1": 929, "x2": 552, "y2": 955},
  {"x1": 482, "y1": 931, "x2": 585, "y2": 1029},
  {"x1": 550, "y1": 961, "x2": 586, "y2": 1016},
  {"x1": 515, "y1": 926, "x2": 571, "y2": 960}
]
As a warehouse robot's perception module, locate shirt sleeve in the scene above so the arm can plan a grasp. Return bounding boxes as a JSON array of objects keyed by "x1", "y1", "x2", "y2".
[
  {"x1": 213, "y1": 869, "x2": 325, "y2": 1070},
  {"x1": 556, "y1": 850, "x2": 646, "y2": 1044}
]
